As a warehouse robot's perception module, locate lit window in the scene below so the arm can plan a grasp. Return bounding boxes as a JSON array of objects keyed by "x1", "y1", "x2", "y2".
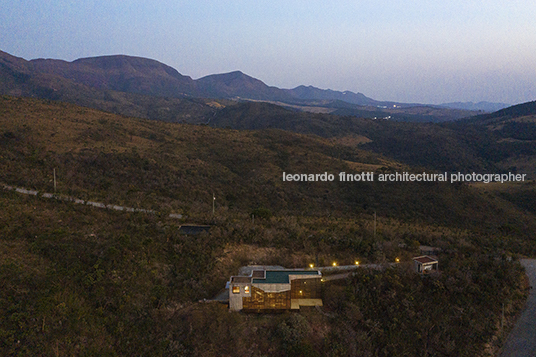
[
  {"x1": 232, "y1": 286, "x2": 240, "y2": 294},
  {"x1": 244, "y1": 286, "x2": 250, "y2": 294}
]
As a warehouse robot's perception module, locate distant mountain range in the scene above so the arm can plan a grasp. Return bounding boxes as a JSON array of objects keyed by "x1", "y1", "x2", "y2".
[{"x1": 0, "y1": 50, "x2": 511, "y2": 122}]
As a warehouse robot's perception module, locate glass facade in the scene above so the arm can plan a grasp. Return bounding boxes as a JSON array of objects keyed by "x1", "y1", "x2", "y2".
[
  {"x1": 242, "y1": 277, "x2": 322, "y2": 311},
  {"x1": 290, "y1": 278, "x2": 322, "y2": 299},
  {"x1": 242, "y1": 286, "x2": 291, "y2": 310}
]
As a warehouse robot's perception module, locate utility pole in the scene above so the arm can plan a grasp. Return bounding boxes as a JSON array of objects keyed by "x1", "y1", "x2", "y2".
[{"x1": 212, "y1": 193, "x2": 215, "y2": 215}]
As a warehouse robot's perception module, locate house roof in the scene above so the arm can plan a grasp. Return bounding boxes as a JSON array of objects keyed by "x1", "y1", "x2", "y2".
[
  {"x1": 231, "y1": 276, "x2": 252, "y2": 284},
  {"x1": 251, "y1": 270, "x2": 265, "y2": 278},
  {"x1": 178, "y1": 225, "x2": 211, "y2": 235},
  {"x1": 252, "y1": 270, "x2": 321, "y2": 284},
  {"x1": 413, "y1": 256, "x2": 438, "y2": 264}
]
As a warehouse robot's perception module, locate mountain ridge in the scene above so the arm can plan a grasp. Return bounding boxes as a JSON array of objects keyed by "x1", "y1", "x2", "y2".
[
  {"x1": 439, "y1": 101, "x2": 510, "y2": 112},
  {"x1": 30, "y1": 54, "x2": 198, "y2": 97},
  {"x1": 0, "y1": 50, "x2": 509, "y2": 118}
]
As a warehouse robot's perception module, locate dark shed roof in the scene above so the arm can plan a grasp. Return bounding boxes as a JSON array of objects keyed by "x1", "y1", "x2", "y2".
[
  {"x1": 413, "y1": 256, "x2": 438, "y2": 264},
  {"x1": 178, "y1": 225, "x2": 211, "y2": 235}
]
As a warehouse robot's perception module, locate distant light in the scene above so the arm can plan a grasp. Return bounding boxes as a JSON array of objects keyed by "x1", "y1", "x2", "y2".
[
  {"x1": 395, "y1": 258, "x2": 400, "y2": 263},
  {"x1": 355, "y1": 261, "x2": 359, "y2": 265},
  {"x1": 332, "y1": 262, "x2": 337, "y2": 266},
  {"x1": 299, "y1": 290, "x2": 303, "y2": 294},
  {"x1": 309, "y1": 264, "x2": 314, "y2": 268}
]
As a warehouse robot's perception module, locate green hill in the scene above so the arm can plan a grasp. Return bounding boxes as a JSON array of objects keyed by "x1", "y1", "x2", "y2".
[
  {"x1": 209, "y1": 100, "x2": 536, "y2": 178},
  {"x1": 448, "y1": 101, "x2": 536, "y2": 177},
  {"x1": 1, "y1": 96, "x2": 533, "y2": 356},
  {"x1": 3, "y1": 95, "x2": 534, "y2": 229}
]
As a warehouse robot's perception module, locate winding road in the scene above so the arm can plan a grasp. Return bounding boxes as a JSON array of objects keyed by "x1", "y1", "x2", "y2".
[
  {"x1": 2, "y1": 183, "x2": 183, "y2": 219},
  {"x1": 500, "y1": 259, "x2": 536, "y2": 357}
]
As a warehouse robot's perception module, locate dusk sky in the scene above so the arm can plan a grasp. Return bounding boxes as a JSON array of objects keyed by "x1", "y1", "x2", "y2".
[{"x1": 2, "y1": 0, "x2": 535, "y2": 105}]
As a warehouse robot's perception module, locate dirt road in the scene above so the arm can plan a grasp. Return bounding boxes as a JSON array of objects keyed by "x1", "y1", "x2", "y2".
[{"x1": 499, "y1": 259, "x2": 536, "y2": 357}]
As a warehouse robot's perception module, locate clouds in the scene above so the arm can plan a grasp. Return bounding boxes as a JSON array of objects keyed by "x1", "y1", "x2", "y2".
[{"x1": 1, "y1": 1, "x2": 535, "y2": 104}]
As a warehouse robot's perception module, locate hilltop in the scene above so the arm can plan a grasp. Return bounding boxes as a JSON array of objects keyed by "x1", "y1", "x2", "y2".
[
  {"x1": 1, "y1": 50, "x2": 482, "y2": 123},
  {"x1": 462, "y1": 100, "x2": 536, "y2": 125},
  {"x1": 447, "y1": 101, "x2": 536, "y2": 177}
]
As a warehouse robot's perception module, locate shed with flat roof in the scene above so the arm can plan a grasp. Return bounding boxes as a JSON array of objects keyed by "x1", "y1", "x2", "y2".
[{"x1": 413, "y1": 255, "x2": 438, "y2": 274}]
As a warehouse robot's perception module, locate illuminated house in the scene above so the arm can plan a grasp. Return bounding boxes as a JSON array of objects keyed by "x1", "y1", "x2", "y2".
[{"x1": 228, "y1": 269, "x2": 323, "y2": 312}]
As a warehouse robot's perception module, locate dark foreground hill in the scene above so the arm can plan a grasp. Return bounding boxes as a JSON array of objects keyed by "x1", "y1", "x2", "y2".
[{"x1": 0, "y1": 96, "x2": 534, "y2": 356}]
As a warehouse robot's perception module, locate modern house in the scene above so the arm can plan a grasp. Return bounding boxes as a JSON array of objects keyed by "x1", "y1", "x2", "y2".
[
  {"x1": 228, "y1": 269, "x2": 323, "y2": 312},
  {"x1": 413, "y1": 255, "x2": 439, "y2": 274}
]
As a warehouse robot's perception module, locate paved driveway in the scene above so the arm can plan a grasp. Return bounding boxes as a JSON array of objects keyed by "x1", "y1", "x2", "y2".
[{"x1": 499, "y1": 259, "x2": 536, "y2": 357}]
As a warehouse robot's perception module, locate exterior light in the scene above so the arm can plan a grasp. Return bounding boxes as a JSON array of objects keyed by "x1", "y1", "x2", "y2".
[
  {"x1": 299, "y1": 290, "x2": 303, "y2": 294},
  {"x1": 395, "y1": 258, "x2": 400, "y2": 263},
  {"x1": 355, "y1": 261, "x2": 359, "y2": 265},
  {"x1": 332, "y1": 262, "x2": 337, "y2": 267},
  {"x1": 309, "y1": 264, "x2": 314, "y2": 268}
]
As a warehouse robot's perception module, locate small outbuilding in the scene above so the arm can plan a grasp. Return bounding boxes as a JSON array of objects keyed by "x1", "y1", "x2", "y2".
[
  {"x1": 413, "y1": 255, "x2": 438, "y2": 274},
  {"x1": 178, "y1": 224, "x2": 211, "y2": 235}
]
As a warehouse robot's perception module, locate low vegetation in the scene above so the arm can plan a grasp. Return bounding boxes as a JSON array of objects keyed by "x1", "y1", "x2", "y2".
[{"x1": 1, "y1": 96, "x2": 534, "y2": 356}]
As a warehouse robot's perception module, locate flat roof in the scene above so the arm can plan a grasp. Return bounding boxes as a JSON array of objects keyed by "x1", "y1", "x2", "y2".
[
  {"x1": 253, "y1": 270, "x2": 321, "y2": 284},
  {"x1": 251, "y1": 270, "x2": 265, "y2": 278},
  {"x1": 413, "y1": 256, "x2": 438, "y2": 264},
  {"x1": 231, "y1": 276, "x2": 252, "y2": 283}
]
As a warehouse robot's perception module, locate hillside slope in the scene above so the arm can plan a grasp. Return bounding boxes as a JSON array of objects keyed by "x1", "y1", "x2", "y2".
[
  {"x1": 1, "y1": 96, "x2": 534, "y2": 356},
  {"x1": 449, "y1": 101, "x2": 536, "y2": 177},
  {"x1": 210, "y1": 101, "x2": 536, "y2": 175},
  {"x1": 1, "y1": 95, "x2": 533, "y2": 228}
]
